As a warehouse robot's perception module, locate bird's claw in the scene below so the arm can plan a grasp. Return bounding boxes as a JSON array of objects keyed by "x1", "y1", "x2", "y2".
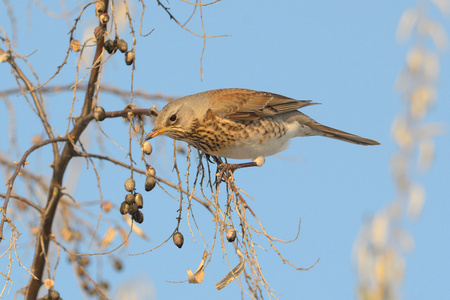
[{"x1": 218, "y1": 163, "x2": 241, "y2": 173}]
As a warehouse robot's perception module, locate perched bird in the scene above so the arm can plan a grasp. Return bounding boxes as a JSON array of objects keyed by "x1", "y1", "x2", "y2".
[{"x1": 146, "y1": 88, "x2": 379, "y2": 170}]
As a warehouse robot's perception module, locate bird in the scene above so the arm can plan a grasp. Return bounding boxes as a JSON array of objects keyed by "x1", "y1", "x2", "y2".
[{"x1": 145, "y1": 88, "x2": 380, "y2": 170}]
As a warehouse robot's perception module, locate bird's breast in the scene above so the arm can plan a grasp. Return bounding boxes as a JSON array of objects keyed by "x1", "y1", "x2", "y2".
[{"x1": 184, "y1": 116, "x2": 294, "y2": 159}]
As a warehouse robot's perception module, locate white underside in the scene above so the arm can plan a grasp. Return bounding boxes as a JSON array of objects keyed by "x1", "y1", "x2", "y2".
[{"x1": 207, "y1": 121, "x2": 314, "y2": 160}]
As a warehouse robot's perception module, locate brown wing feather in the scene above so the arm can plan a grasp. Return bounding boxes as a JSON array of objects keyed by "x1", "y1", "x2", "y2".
[{"x1": 208, "y1": 88, "x2": 317, "y2": 120}]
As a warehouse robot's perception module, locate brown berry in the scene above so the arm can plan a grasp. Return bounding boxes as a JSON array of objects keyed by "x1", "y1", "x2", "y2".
[
  {"x1": 226, "y1": 228, "x2": 236, "y2": 242},
  {"x1": 125, "y1": 193, "x2": 135, "y2": 204},
  {"x1": 134, "y1": 193, "x2": 143, "y2": 208},
  {"x1": 96, "y1": 1, "x2": 106, "y2": 16},
  {"x1": 76, "y1": 265, "x2": 84, "y2": 276},
  {"x1": 71, "y1": 40, "x2": 81, "y2": 52},
  {"x1": 114, "y1": 259, "x2": 123, "y2": 271},
  {"x1": 80, "y1": 256, "x2": 90, "y2": 266},
  {"x1": 124, "y1": 178, "x2": 135, "y2": 192},
  {"x1": 94, "y1": 26, "x2": 105, "y2": 41},
  {"x1": 127, "y1": 203, "x2": 138, "y2": 215},
  {"x1": 145, "y1": 165, "x2": 156, "y2": 177},
  {"x1": 103, "y1": 201, "x2": 112, "y2": 212},
  {"x1": 104, "y1": 39, "x2": 116, "y2": 54},
  {"x1": 49, "y1": 290, "x2": 60, "y2": 300},
  {"x1": 99, "y1": 13, "x2": 109, "y2": 25},
  {"x1": 117, "y1": 39, "x2": 128, "y2": 53},
  {"x1": 94, "y1": 106, "x2": 105, "y2": 121},
  {"x1": 100, "y1": 281, "x2": 109, "y2": 290},
  {"x1": 142, "y1": 142, "x2": 152, "y2": 155},
  {"x1": 173, "y1": 232, "x2": 184, "y2": 248},
  {"x1": 119, "y1": 202, "x2": 129, "y2": 215},
  {"x1": 144, "y1": 176, "x2": 156, "y2": 191},
  {"x1": 125, "y1": 50, "x2": 135, "y2": 65},
  {"x1": 132, "y1": 210, "x2": 144, "y2": 224}
]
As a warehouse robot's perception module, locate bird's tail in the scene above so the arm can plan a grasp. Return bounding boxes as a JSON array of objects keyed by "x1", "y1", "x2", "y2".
[{"x1": 307, "y1": 123, "x2": 380, "y2": 146}]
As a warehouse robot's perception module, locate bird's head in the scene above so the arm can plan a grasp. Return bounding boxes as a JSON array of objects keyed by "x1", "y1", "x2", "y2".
[{"x1": 145, "y1": 99, "x2": 195, "y2": 142}]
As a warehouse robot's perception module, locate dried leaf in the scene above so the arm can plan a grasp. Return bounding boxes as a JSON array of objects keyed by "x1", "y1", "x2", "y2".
[
  {"x1": 44, "y1": 278, "x2": 54, "y2": 290},
  {"x1": 100, "y1": 226, "x2": 117, "y2": 248},
  {"x1": 371, "y1": 214, "x2": 388, "y2": 249},
  {"x1": 123, "y1": 215, "x2": 150, "y2": 241},
  {"x1": 407, "y1": 184, "x2": 425, "y2": 219},
  {"x1": 61, "y1": 226, "x2": 73, "y2": 242},
  {"x1": 418, "y1": 141, "x2": 435, "y2": 171},
  {"x1": 188, "y1": 250, "x2": 208, "y2": 284},
  {"x1": 215, "y1": 249, "x2": 245, "y2": 290},
  {"x1": 118, "y1": 227, "x2": 130, "y2": 246},
  {"x1": 396, "y1": 9, "x2": 418, "y2": 41}
]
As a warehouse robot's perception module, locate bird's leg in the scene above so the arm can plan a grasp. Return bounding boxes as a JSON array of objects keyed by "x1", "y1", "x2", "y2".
[
  {"x1": 212, "y1": 156, "x2": 266, "y2": 186},
  {"x1": 204, "y1": 153, "x2": 216, "y2": 164},
  {"x1": 217, "y1": 156, "x2": 266, "y2": 174}
]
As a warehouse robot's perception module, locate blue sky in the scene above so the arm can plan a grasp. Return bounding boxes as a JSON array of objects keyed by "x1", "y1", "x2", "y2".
[{"x1": 1, "y1": 1, "x2": 449, "y2": 299}]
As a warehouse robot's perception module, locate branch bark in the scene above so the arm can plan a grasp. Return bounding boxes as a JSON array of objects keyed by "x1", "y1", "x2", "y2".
[{"x1": 25, "y1": 2, "x2": 109, "y2": 298}]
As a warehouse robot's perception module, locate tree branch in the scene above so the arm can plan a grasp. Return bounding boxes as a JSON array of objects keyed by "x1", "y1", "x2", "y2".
[{"x1": 25, "y1": 2, "x2": 110, "y2": 298}]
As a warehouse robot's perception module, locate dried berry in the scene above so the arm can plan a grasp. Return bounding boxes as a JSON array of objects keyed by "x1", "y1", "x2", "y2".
[
  {"x1": 94, "y1": 26, "x2": 105, "y2": 41},
  {"x1": 144, "y1": 176, "x2": 156, "y2": 192},
  {"x1": 96, "y1": 1, "x2": 106, "y2": 16},
  {"x1": 76, "y1": 265, "x2": 84, "y2": 276},
  {"x1": 99, "y1": 281, "x2": 109, "y2": 290},
  {"x1": 132, "y1": 210, "x2": 144, "y2": 224},
  {"x1": 94, "y1": 106, "x2": 105, "y2": 121},
  {"x1": 173, "y1": 232, "x2": 184, "y2": 248},
  {"x1": 0, "y1": 49, "x2": 11, "y2": 62},
  {"x1": 124, "y1": 178, "x2": 135, "y2": 192},
  {"x1": 71, "y1": 40, "x2": 81, "y2": 52},
  {"x1": 117, "y1": 39, "x2": 128, "y2": 53},
  {"x1": 49, "y1": 290, "x2": 60, "y2": 300},
  {"x1": 145, "y1": 165, "x2": 156, "y2": 177},
  {"x1": 103, "y1": 201, "x2": 112, "y2": 212},
  {"x1": 44, "y1": 278, "x2": 54, "y2": 290},
  {"x1": 88, "y1": 288, "x2": 96, "y2": 295},
  {"x1": 125, "y1": 50, "x2": 135, "y2": 65},
  {"x1": 134, "y1": 193, "x2": 143, "y2": 208},
  {"x1": 80, "y1": 256, "x2": 90, "y2": 266},
  {"x1": 99, "y1": 13, "x2": 109, "y2": 25},
  {"x1": 114, "y1": 259, "x2": 123, "y2": 271},
  {"x1": 226, "y1": 228, "x2": 236, "y2": 242},
  {"x1": 125, "y1": 193, "x2": 135, "y2": 205},
  {"x1": 104, "y1": 39, "x2": 116, "y2": 54},
  {"x1": 119, "y1": 202, "x2": 129, "y2": 215},
  {"x1": 127, "y1": 203, "x2": 138, "y2": 215},
  {"x1": 142, "y1": 141, "x2": 152, "y2": 155}
]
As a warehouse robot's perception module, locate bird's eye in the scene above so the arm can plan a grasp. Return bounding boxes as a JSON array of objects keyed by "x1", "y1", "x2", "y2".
[{"x1": 169, "y1": 114, "x2": 177, "y2": 123}]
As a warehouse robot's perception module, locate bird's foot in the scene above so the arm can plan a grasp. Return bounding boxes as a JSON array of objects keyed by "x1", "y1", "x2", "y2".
[
  {"x1": 217, "y1": 163, "x2": 239, "y2": 173},
  {"x1": 215, "y1": 156, "x2": 266, "y2": 182}
]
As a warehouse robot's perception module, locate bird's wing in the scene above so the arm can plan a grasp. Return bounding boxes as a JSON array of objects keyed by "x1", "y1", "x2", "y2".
[{"x1": 208, "y1": 88, "x2": 318, "y2": 121}]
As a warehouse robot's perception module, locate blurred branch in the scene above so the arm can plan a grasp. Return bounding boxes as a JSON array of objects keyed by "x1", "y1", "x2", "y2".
[
  {"x1": 0, "y1": 84, "x2": 176, "y2": 103},
  {"x1": 0, "y1": 153, "x2": 49, "y2": 192},
  {"x1": 6, "y1": 50, "x2": 58, "y2": 157},
  {"x1": 1, "y1": 136, "x2": 69, "y2": 241},
  {"x1": 354, "y1": 1, "x2": 446, "y2": 299},
  {"x1": 0, "y1": 193, "x2": 43, "y2": 214}
]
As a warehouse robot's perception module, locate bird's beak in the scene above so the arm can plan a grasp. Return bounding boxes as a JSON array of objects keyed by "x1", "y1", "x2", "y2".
[{"x1": 145, "y1": 127, "x2": 166, "y2": 140}]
